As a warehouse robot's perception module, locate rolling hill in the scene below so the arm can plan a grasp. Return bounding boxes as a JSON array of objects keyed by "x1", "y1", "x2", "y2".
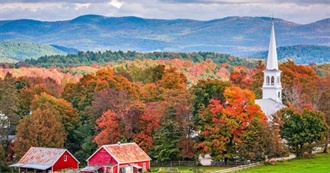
[
  {"x1": 0, "y1": 41, "x2": 79, "y2": 63},
  {"x1": 249, "y1": 45, "x2": 330, "y2": 64},
  {"x1": 0, "y1": 15, "x2": 329, "y2": 59}
]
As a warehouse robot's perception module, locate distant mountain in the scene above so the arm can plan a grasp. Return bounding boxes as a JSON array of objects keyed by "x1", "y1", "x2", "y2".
[
  {"x1": 0, "y1": 15, "x2": 329, "y2": 60},
  {"x1": 0, "y1": 41, "x2": 78, "y2": 63},
  {"x1": 249, "y1": 45, "x2": 330, "y2": 64}
]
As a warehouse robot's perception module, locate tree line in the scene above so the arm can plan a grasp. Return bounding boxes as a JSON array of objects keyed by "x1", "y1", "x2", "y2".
[
  {"x1": 0, "y1": 60, "x2": 329, "y2": 168},
  {"x1": 11, "y1": 51, "x2": 251, "y2": 68}
]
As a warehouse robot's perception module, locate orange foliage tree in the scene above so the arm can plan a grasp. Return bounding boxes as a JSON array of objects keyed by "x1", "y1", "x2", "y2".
[
  {"x1": 14, "y1": 102, "x2": 66, "y2": 158},
  {"x1": 196, "y1": 86, "x2": 266, "y2": 161},
  {"x1": 280, "y1": 60, "x2": 320, "y2": 109}
]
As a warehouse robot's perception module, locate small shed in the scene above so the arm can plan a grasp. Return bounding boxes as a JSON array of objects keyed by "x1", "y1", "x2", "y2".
[
  {"x1": 81, "y1": 142, "x2": 151, "y2": 173},
  {"x1": 10, "y1": 147, "x2": 79, "y2": 172}
]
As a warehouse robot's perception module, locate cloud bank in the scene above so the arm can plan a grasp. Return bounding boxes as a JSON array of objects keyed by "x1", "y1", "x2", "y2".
[{"x1": 0, "y1": 0, "x2": 329, "y2": 24}]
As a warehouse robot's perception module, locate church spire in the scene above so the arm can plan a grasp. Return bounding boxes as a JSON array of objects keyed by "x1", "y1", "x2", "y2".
[
  {"x1": 266, "y1": 21, "x2": 278, "y2": 70},
  {"x1": 261, "y1": 20, "x2": 282, "y2": 103}
]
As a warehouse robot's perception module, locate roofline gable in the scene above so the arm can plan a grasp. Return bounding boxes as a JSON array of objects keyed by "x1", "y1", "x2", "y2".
[
  {"x1": 86, "y1": 146, "x2": 111, "y2": 162},
  {"x1": 18, "y1": 147, "x2": 79, "y2": 167},
  {"x1": 87, "y1": 143, "x2": 151, "y2": 164},
  {"x1": 52, "y1": 149, "x2": 80, "y2": 165}
]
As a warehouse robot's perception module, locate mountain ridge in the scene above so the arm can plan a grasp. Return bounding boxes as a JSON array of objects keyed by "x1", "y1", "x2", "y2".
[{"x1": 0, "y1": 15, "x2": 329, "y2": 58}]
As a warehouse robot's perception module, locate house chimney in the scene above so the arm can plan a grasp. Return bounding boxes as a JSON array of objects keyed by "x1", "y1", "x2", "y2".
[{"x1": 117, "y1": 141, "x2": 121, "y2": 145}]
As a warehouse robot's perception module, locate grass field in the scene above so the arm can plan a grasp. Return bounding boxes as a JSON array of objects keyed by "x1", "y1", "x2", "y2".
[
  {"x1": 150, "y1": 166, "x2": 226, "y2": 173},
  {"x1": 150, "y1": 153, "x2": 329, "y2": 173},
  {"x1": 239, "y1": 153, "x2": 330, "y2": 173}
]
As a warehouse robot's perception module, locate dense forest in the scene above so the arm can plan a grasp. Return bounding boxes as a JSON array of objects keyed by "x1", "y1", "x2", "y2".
[
  {"x1": 0, "y1": 55, "x2": 329, "y2": 169},
  {"x1": 250, "y1": 45, "x2": 330, "y2": 64},
  {"x1": 18, "y1": 51, "x2": 251, "y2": 68}
]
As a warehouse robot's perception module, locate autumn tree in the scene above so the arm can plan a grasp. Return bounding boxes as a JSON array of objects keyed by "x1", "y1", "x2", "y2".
[
  {"x1": 14, "y1": 102, "x2": 66, "y2": 158},
  {"x1": 127, "y1": 64, "x2": 165, "y2": 84},
  {"x1": 280, "y1": 60, "x2": 320, "y2": 109},
  {"x1": 0, "y1": 73, "x2": 19, "y2": 139},
  {"x1": 315, "y1": 75, "x2": 330, "y2": 153},
  {"x1": 230, "y1": 60, "x2": 265, "y2": 99},
  {"x1": 196, "y1": 86, "x2": 267, "y2": 161},
  {"x1": 150, "y1": 89, "x2": 195, "y2": 161},
  {"x1": 61, "y1": 68, "x2": 139, "y2": 163},
  {"x1": 94, "y1": 110, "x2": 122, "y2": 145},
  {"x1": 133, "y1": 103, "x2": 162, "y2": 152},
  {"x1": 30, "y1": 93, "x2": 80, "y2": 152},
  {"x1": 266, "y1": 112, "x2": 289, "y2": 158},
  {"x1": 190, "y1": 79, "x2": 231, "y2": 127},
  {"x1": 151, "y1": 107, "x2": 183, "y2": 161},
  {"x1": 236, "y1": 118, "x2": 268, "y2": 161},
  {"x1": 157, "y1": 67, "x2": 187, "y2": 90},
  {"x1": 229, "y1": 66, "x2": 252, "y2": 89},
  {"x1": 94, "y1": 100, "x2": 162, "y2": 153},
  {"x1": 279, "y1": 106, "x2": 327, "y2": 157},
  {"x1": 318, "y1": 78, "x2": 330, "y2": 153},
  {"x1": 249, "y1": 60, "x2": 265, "y2": 99},
  {"x1": 87, "y1": 88, "x2": 131, "y2": 121}
]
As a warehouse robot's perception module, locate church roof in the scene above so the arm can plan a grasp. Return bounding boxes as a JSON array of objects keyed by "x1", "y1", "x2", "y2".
[
  {"x1": 256, "y1": 98, "x2": 285, "y2": 119},
  {"x1": 266, "y1": 21, "x2": 279, "y2": 70}
]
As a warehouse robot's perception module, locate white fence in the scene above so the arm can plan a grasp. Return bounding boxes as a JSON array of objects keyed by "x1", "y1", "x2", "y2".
[{"x1": 210, "y1": 162, "x2": 262, "y2": 173}]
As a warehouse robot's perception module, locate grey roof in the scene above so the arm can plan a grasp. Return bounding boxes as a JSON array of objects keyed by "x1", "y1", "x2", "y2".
[
  {"x1": 256, "y1": 98, "x2": 285, "y2": 119},
  {"x1": 10, "y1": 163, "x2": 51, "y2": 170},
  {"x1": 10, "y1": 147, "x2": 79, "y2": 171}
]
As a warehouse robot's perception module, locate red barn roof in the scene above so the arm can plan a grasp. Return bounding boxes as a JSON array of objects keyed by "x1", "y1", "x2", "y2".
[
  {"x1": 88, "y1": 142, "x2": 151, "y2": 163},
  {"x1": 10, "y1": 147, "x2": 79, "y2": 170}
]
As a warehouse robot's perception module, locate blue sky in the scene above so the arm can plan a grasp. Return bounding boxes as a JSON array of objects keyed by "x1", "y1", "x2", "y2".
[{"x1": 0, "y1": 0, "x2": 329, "y2": 24}]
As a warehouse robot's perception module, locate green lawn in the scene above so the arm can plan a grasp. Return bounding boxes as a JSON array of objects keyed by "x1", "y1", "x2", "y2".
[
  {"x1": 150, "y1": 166, "x2": 226, "y2": 173},
  {"x1": 239, "y1": 153, "x2": 330, "y2": 173},
  {"x1": 150, "y1": 153, "x2": 330, "y2": 173}
]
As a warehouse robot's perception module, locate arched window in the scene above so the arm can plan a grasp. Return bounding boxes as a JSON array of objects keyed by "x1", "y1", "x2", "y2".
[
  {"x1": 271, "y1": 76, "x2": 275, "y2": 85},
  {"x1": 266, "y1": 76, "x2": 270, "y2": 85},
  {"x1": 278, "y1": 91, "x2": 281, "y2": 98},
  {"x1": 277, "y1": 76, "x2": 280, "y2": 84}
]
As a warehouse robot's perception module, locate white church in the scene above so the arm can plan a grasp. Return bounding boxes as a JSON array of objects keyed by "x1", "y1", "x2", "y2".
[{"x1": 255, "y1": 21, "x2": 285, "y2": 119}]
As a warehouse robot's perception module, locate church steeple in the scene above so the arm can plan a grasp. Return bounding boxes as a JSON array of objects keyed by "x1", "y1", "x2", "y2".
[
  {"x1": 266, "y1": 22, "x2": 278, "y2": 70},
  {"x1": 262, "y1": 20, "x2": 282, "y2": 103}
]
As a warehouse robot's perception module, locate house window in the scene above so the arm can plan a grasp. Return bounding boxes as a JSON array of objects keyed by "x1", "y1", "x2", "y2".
[{"x1": 64, "y1": 155, "x2": 67, "y2": 162}]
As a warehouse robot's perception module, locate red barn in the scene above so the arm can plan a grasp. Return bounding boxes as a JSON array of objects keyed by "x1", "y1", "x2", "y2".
[
  {"x1": 10, "y1": 147, "x2": 79, "y2": 172},
  {"x1": 81, "y1": 142, "x2": 151, "y2": 173}
]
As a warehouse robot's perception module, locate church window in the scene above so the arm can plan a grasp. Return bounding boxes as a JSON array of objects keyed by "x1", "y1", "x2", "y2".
[
  {"x1": 271, "y1": 76, "x2": 275, "y2": 86},
  {"x1": 278, "y1": 91, "x2": 281, "y2": 98},
  {"x1": 266, "y1": 76, "x2": 270, "y2": 85}
]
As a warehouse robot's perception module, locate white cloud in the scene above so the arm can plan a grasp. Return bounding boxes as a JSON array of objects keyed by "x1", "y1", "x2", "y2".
[
  {"x1": 108, "y1": 0, "x2": 125, "y2": 8},
  {"x1": 74, "y1": 3, "x2": 91, "y2": 10},
  {"x1": 0, "y1": 0, "x2": 328, "y2": 23}
]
